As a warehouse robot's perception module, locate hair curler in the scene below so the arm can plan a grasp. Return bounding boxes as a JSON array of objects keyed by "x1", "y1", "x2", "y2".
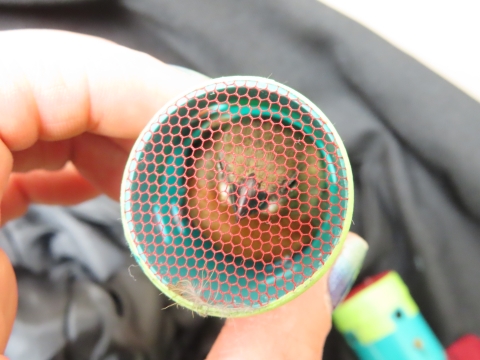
[
  {"x1": 333, "y1": 271, "x2": 447, "y2": 359},
  {"x1": 120, "y1": 75, "x2": 353, "y2": 317}
]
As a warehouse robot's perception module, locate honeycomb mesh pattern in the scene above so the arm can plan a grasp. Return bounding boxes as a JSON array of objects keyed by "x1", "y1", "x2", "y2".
[{"x1": 121, "y1": 77, "x2": 352, "y2": 316}]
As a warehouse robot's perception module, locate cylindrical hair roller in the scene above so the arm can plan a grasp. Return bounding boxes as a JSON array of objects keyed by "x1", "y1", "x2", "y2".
[
  {"x1": 333, "y1": 271, "x2": 446, "y2": 360},
  {"x1": 121, "y1": 76, "x2": 353, "y2": 317}
]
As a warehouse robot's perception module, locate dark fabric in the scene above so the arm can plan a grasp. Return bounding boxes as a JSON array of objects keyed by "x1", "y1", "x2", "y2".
[
  {"x1": 0, "y1": 197, "x2": 223, "y2": 360},
  {"x1": 0, "y1": 0, "x2": 97, "y2": 5},
  {"x1": 1, "y1": 0, "x2": 480, "y2": 359}
]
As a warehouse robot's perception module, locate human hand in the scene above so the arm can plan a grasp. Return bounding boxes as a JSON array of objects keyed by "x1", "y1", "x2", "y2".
[{"x1": 0, "y1": 30, "x2": 368, "y2": 359}]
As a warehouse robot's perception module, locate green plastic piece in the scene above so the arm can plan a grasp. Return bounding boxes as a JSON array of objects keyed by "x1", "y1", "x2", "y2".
[{"x1": 333, "y1": 271, "x2": 419, "y2": 345}]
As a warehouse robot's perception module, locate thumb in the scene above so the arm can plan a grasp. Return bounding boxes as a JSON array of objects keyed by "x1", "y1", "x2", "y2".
[
  {"x1": 207, "y1": 232, "x2": 368, "y2": 360},
  {"x1": 0, "y1": 249, "x2": 17, "y2": 355}
]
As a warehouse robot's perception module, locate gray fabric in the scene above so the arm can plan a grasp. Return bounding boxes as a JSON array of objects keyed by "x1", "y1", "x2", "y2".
[
  {"x1": 1, "y1": 197, "x2": 222, "y2": 360},
  {"x1": 1, "y1": 0, "x2": 480, "y2": 359}
]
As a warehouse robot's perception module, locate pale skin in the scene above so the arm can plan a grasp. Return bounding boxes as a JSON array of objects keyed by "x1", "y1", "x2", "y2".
[{"x1": 0, "y1": 29, "x2": 360, "y2": 359}]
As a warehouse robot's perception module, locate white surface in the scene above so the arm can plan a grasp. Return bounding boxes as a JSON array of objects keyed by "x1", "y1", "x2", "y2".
[{"x1": 320, "y1": 0, "x2": 480, "y2": 102}]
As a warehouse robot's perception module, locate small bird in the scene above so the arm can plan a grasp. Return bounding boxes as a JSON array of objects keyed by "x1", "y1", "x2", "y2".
[
  {"x1": 216, "y1": 151, "x2": 298, "y2": 222},
  {"x1": 216, "y1": 152, "x2": 298, "y2": 223},
  {"x1": 186, "y1": 116, "x2": 325, "y2": 262}
]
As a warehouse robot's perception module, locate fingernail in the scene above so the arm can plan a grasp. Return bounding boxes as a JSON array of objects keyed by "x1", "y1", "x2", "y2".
[{"x1": 328, "y1": 234, "x2": 368, "y2": 309}]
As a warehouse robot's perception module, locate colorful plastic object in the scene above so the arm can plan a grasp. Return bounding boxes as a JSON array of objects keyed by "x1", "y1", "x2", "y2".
[
  {"x1": 120, "y1": 76, "x2": 353, "y2": 317},
  {"x1": 447, "y1": 335, "x2": 480, "y2": 360},
  {"x1": 333, "y1": 271, "x2": 446, "y2": 360}
]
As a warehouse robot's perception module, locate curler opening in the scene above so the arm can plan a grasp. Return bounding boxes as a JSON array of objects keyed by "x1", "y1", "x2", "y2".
[
  {"x1": 122, "y1": 77, "x2": 351, "y2": 315},
  {"x1": 184, "y1": 114, "x2": 324, "y2": 264}
]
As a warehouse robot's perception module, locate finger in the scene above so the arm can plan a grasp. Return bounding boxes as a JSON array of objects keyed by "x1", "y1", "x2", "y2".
[
  {"x1": 11, "y1": 140, "x2": 72, "y2": 173},
  {"x1": 207, "y1": 233, "x2": 368, "y2": 360},
  {"x1": 0, "y1": 29, "x2": 206, "y2": 223},
  {"x1": 207, "y1": 277, "x2": 331, "y2": 360},
  {"x1": 10, "y1": 135, "x2": 135, "y2": 175},
  {"x1": 1, "y1": 165, "x2": 99, "y2": 224},
  {"x1": 0, "y1": 250, "x2": 17, "y2": 354},
  {"x1": 0, "y1": 142, "x2": 14, "y2": 223},
  {"x1": 0, "y1": 29, "x2": 205, "y2": 149},
  {"x1": 5, "y1": 134, "x2": 126, "y2": 223},
  {"x1": 11, "y1": 133, "x2": 132, "y2": 197},
  {"x1": 70, "y1": 133, "x2": 131, "y2": 199}
]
